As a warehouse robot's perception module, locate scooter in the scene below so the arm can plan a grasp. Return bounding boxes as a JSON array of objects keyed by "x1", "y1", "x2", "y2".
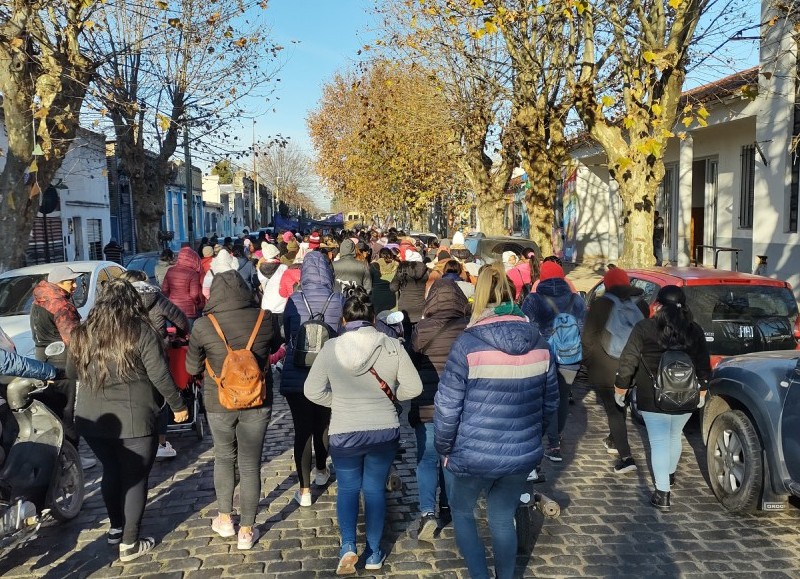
[{"x1": 0, "y1": 376, "x2": 85, "y2": 554}]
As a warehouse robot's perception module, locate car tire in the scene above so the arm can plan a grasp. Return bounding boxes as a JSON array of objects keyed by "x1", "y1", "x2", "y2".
[{"x1": 706, "y1": 410, "x2": 763, "y2": 514}]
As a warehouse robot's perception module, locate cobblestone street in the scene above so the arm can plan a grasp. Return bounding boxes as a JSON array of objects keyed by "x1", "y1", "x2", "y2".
[{"x1": 2, "y1": 381, "x2": 799, "y2": 578}]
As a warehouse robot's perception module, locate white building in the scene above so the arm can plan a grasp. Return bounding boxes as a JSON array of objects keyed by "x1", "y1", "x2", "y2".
[{"x1": 570, "y1": 1, "x2": 800, "y2": 295}]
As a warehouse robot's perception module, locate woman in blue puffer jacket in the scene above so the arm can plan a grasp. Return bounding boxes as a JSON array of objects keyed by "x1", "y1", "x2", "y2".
[
  {"x1": 435, "y1": 264, "x2": 559, "y2": 579},
  {"x1": 281, "y1": 250, "x2": 344, "y2": 507}
]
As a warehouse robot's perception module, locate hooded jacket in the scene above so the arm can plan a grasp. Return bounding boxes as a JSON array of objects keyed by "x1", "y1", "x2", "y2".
[
  {"x1": 155, "y1": 258, "x2": 173, "y2": 286},
  {"x1": 434, "y1": 312, "x2": 559, "y2": 478},
  {"x1": 30, "y1": 281, "x2": 81, "y2": 358},
  {"x1": 131, "y1": 281, "x2": 190, "y2": 339},
  {"x1": 304, "y1": 326, "x2": 422, "y2": 446},
  {"x1": 333, "y1": 239, "x2": 372, "y2": 293},
  {"x1": 161, "y1": 247, "x2": 205, "y2": 318},
  {"x1": 521, "y1": 277, "x2": 586, "y2": 345},
  {"x1": 186, "y1": 270, "x2": 279, "y2": 413},
  {"x1": 581, "y1": 284, "x2": 649, "y2": 388},
  {"x1": 236, "y1": 256, "x2": 256, "y2": 291},
  {"x1": 389, "y1": 261, "x2": 429, "y2": 323},
  {"x1": 202, "y1": 249, "x2": 238, "y2": 299},
  {"x1": 410, "y1": 280, "x2": 469, "y2": 423},
  {"x1": 260, "y1": 262, "x2": 289, "y2": 313},
  {"x1": 280, "y1": 251, "x2": 344, "y2": 395},
  {"x1": 508, "y1": 261, "x2": 533, "y2": 299}
]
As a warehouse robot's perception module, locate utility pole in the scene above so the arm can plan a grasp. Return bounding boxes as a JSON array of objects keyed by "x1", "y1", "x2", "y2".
[
  {"x1": 252, "y1": 120, "x2": 259, "y2": 228},
  {"x1": 183, "y1": 124, "x2": 194, "y2": 246}
]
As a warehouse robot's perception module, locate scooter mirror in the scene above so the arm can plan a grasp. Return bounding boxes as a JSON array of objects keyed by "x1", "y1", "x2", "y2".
[
  {"x1": 385, "y1": 311, "x2": 405, "y2": 326},
  {"x1": 6, "y1": 378, "x2": 47, "y2": 411},
  {"x1": 44, "y1": 341, "x2": 66, "y2": 357}
]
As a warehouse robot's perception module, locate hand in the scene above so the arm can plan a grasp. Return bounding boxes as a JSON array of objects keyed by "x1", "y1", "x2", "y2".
[
  {"x1": 173, "y1": 408, "x2": 189, "y2": 423},
  {"x1": 443, "y1": 456, "x2": 449, "y2": 468},
  {"x1": 697, "y1": 393, "x2": 706, "y2": 409},
  {"x1": 614, "y1": 390, "x2": 626, "y2": 407}
]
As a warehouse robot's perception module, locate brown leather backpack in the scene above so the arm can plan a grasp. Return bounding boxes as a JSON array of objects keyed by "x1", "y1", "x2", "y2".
[{"x1": 205, "y1": 310, "x2": 266, "y2": 410}]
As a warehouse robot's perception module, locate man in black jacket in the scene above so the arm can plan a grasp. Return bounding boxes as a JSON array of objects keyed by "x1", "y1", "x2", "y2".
[{"x1": 333, "y1": 238, "x2": 372, "y2": 294}]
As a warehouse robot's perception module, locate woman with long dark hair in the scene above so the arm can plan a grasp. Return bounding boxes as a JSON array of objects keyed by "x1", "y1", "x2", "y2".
[
  {"x1": 305, "y1": 293, "x2": 422, "y2": 574},
  {"x1": 69, "y1": 280, "x2": 188, "y2": 562},
  {"x1": 615, "y1": 285, "x2": 711, "y2": 511}
]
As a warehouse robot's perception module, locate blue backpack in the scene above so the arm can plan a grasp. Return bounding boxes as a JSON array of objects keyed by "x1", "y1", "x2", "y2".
[
  {"x1": 601, "y1": 293, "x2": 645, "y2": 358},
  {"x1": 542, "y1": 295, "x2": 582, "y2": 366}
]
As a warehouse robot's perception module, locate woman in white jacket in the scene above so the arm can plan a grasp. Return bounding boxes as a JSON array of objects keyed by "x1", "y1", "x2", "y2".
[{"x1": 304, "y1": 293, "x2": 422, "y2": 576}]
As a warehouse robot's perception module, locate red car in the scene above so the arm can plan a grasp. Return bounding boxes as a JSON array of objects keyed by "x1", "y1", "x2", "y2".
[{"x1": 586, "y1": 267, "x2": 800, "y2": 368}]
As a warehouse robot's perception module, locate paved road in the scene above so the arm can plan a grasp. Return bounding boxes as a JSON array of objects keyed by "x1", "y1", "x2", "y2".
[{"x1": 2, "y1": 382, "x2": 799, "y2": 578}]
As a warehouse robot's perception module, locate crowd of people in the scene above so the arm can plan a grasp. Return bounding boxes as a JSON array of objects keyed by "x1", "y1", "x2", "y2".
[{"x1": 0, "y1": 226, "x2": 710, "y2": 578}]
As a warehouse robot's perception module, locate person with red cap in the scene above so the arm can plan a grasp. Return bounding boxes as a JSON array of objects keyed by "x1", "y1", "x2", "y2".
[
  {"x1": 308, "y1": 231, "x2": 321, "y2": 250},
  {"x1": 580, "y1": 266, "x2": 649, "y2": 474},
  {"x1": 521, "y1": 260, "x2": 586, "y2": 463}
]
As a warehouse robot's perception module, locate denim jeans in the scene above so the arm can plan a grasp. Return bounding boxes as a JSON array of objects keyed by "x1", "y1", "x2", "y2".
[
  {"x1": 415, "y1": 422, "x2": 448, "y2": 515},
  {"x1": 206, "y1": 407, "x2": 271, "y2": 526},
  {"x1": 444, "y1": 470, "x2": 528, "y2": 579},
  {"x1": 332, "y1": 447, "x2": 396, "y2": 553},
  {"x1": 641, "y1": 411, "x2": 692, "y2": 492}
]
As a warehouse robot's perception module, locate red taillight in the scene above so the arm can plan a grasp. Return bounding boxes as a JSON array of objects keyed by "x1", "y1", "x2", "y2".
[{"x1": 794, "y1": 316, "x2": 800, "y2": 341}]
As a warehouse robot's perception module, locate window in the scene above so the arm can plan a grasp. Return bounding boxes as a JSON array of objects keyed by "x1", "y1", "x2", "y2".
[
  {"x1": 739, "y1": 145, "x2": 755, "y2": 229},
  {"x1": 657, "y1": 165, "x2": 676, "y2": 250},
  {"x1": 87, "y1": 219, "x2": 103, "y2": 260},
  {"x1": 630, "y1": 278, "x2": 660, "y2": 304}
]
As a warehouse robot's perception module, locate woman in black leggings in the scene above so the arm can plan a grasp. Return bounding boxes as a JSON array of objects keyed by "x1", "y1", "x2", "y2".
[{"x1": 70, "y1": 280, "x2": 188, "y2": 562}]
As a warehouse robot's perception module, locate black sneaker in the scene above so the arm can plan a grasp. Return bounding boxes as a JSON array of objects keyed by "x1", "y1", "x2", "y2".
[
  {"x1": 119, "y1": 537, "x2": 155, "y2": 562},
  {"x1": 613, "y1": 456, "x2": 637, "y2": 474},
  {"x1": 417, "y1": 513, "x2": 438, "y2": 541},
  {"x1": 650, "y1": 489, "x2": 671, "y2": 512},
  {"x1": 603, "y1": 435, "x2": 619, "y2": 455},
  {"x1": 438, "y1": 506, "x2": 451, "y2": 527},
  {"x1": 544, "y1": 447, "x2": 563, "y2": 462}
]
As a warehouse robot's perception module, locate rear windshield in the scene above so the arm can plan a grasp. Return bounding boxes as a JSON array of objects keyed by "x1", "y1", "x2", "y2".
[{"x1": 685, "y1": 284, "x2": 799, "y2": 356}]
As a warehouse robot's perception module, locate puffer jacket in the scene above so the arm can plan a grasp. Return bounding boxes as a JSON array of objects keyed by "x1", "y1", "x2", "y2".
[
  {"x1": 390, "y1": 261, "x2": 429, "y2": 323},
  {"x1": 615, "y1": 318, "x2": 711, "y2": 414},
  {"x1": 161, "y1": 247, "x2": 205, "y2": 319},
  {"x1": 70, "y1": 322, "x2": 187, "y2": 438},
  {"x1": 131, "y1": 281, "x2": 190, "y2": 339},
  {"x1": 410, "y1": 280, "x2": 469, "y2": 424},
  {"x1": 30, "y1": 281, "x2": 81, "y2": 356},
  {"x1": 236, "y1": 256, "x2": 256, "y2": 290},
  {"x1": 521, "y1": 277, "x2": 586, "y2": 346},
  {"x1": 0, "y1": 349, "x2": 56, "y2": 381},
  {"x1": 508, "y1": 261, "x2": 533, "y2": 299},
  {"x1": 434, "y1": 310, "x2": 559, "y2": 478},
  {"x1": 370, "y1": 260, "x2": 397, "y2": 314},
  {"x1": 280, "y1": 251, "x2": 344, "y2": 395},
  {"x1": 581, "y1": 284, "x2": 649, "y2": 389},
  {"x1": 334, "y1": 239, "x2": 372, "y2": 293},
  {"x1": 186, "y1": 270, "x2": 279, "y2": 413}
]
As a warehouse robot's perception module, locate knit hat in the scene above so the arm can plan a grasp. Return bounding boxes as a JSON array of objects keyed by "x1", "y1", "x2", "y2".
[
  {"x1": 405, "y1": 249, "x2": 423, "y2": 262},
  {"x1": 539, "y1": 261, "x2": 565, "y2": 281},
  {"x1": 211, "y1": 249, "x2": 237, "y2": 274},
  {"x1": 603, "y1": 267, "x2": 630, "y2": 288},
  {"x1": 308, "y1": 231, "x2": 321, "y2": 249},
  {"x1": 262, "y1": 242, "x2": 280, "y2": 260},
  {"x1": 282, "y1": 231, "x2": 294, "y2": 244},
  {"x1": 452, "y1": 231, "x2": 465, "y2": 247},
  {"x1": 202, "y1": 246, "x2": 213, "y2": 257}
]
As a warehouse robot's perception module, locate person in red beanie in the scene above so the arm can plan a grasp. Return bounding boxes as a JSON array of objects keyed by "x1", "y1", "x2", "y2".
[
  {"x1": 521, "y1": 260, "x2": 586, "y2": 465},
  {"x1": 308, "y1": 231, "x2": 321, "y2": 250},
  {"x1": 580, "y1": 266, "x2": 649, "y2": 474}
]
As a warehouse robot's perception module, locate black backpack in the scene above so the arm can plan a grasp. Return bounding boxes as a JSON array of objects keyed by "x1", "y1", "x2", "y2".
[
  {"x1": 292, "y1": 292, "x2": 336, "y2": 368},
  {"x1": 641, "y1": 349, "x2": 701, "y2": 412}
]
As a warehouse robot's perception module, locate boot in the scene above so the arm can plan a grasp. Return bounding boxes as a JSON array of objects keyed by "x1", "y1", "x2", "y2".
[{"x1": 650, "y1": 489, "x2": 671, "y2": 512}]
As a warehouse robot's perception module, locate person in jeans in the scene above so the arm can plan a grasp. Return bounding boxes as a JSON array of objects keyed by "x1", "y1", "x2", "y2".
[
  {"x1": 580, "y1": 266, "x2": 649, "y2": 473},
  {"x1": 521, "y1": 260, "x2": 586, "y2": 462},
  {"x1": 69, "y1": 280, "x2": 189, "y2": 561},
  {"x1": 305, "y1": 293, "x2": 421, "y2": 575},
  {"x1": 435, "y1": 264, "x2": 559, "y2": 579},
  {"x1": 186, "y1": 270, "x2": 279, "y2": 550},
  {"x1": 410, "y1": 279, "x2": 469, "y2": 541},
  {"x1": 614, "y1": 285, "x2": 710, "y2": 511}
]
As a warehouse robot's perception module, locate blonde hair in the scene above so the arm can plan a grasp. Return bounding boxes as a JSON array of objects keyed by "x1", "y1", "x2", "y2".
[{"x1": 471, "y1": 263, "x2": 515, "y2": 323}]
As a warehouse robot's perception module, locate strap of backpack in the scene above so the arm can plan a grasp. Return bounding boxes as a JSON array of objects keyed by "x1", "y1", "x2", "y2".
[
  {"x1": 319, "y1": 293, "x2": 335, "y2": 318},
  {"x1": 206, "y1": 314, "x2": 233, "y2": 354},
  {"x1": 246, "y1": 310, "x2": 266, "y2": 351},
  {"x1": 299, "y1": 290, "x2": 315, "y2": 318}
]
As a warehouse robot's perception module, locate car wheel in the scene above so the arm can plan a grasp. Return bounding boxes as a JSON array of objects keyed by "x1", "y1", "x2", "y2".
[
  {"x1": 629, "y1": 388, "x2": 644, "y2": 425},
  {"x1": 706, "y1": 410, "x2": 763, "y2": 514}
]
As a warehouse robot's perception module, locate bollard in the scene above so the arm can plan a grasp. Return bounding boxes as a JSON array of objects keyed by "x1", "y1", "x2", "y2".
[{"x1": 534, "y1": 493, "x2": 560, "y2": 518}]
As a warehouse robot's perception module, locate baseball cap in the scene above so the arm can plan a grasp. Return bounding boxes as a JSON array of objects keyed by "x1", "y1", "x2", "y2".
[{"x1": 48, "y1": 265, "x2": 81, "y2": 284}]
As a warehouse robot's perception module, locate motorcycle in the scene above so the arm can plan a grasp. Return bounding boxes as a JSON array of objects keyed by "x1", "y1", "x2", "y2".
[{"x1": 0, "y1": 375, "x2": 85, "y2": 554}]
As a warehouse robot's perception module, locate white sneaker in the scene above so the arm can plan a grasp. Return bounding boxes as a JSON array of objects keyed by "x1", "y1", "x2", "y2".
[
  {"x1": 312, "y1": 467, "x2": 330, "y2": 486},
  {"x1": 293, "y1": 490, "x2": 312, "y2": 507},
  {"x1": 526, "y1": 467, "x2": 540, "y2": 482},
  {"x1": 157, "y1": 442, "x2": 177, "y2": 459},
  {"x1": 80, "y1": 456, "x2": 97, "y2": 470}
]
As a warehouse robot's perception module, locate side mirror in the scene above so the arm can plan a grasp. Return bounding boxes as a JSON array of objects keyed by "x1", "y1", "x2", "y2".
[
  {"x1": 385, "y1": 311, "x2": 405, "y2": 326},
  {"x1": 6, "y1": 377, "x2": 47, "y2": 411},
  {"x1": 44, "y1": 341, "x2": 66, "y2": 357}
]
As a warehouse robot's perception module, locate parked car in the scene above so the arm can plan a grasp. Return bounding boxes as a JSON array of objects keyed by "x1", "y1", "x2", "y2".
[
  {"x1": 409, "y1": 232, "x2": 439, "y2": 247},
  {"x1": 703, "y1": 351, "x2": 800, "y2": 514},
  {"x1": 124, "y1": 251, "x2": 160, "y2": 285},
  {"x1": 0, "y1": 261, "x2": 126, "y2": 358},
  {"x1": 586, "y1": 267, "x2": 800, "y2": 422},
  {"x1": 463, "y1": 234, "x2": 541, "y2": 263}
]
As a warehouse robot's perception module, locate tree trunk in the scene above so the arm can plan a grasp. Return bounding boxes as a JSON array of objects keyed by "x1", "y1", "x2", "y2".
[
  {"x1": 521, "y1": 151, "x2": 555, "y2": 257},
  {"x1": 617, "y1": 174, "x2": 658, "y2": 268},
  {"x1": 476, "y1": 197, "x2": 506, "y2": 236}
]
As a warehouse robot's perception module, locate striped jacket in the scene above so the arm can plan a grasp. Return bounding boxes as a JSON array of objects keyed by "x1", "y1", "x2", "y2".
[{"x1": 434, "y1": 312, "x2": 559, "y2": 478}]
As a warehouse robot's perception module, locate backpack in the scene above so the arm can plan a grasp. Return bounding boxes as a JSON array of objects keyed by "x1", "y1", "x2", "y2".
[
  {"x1": 542, "y1": 295, "x2": 582, "y2": 365},
  {"x1": 205, "y1": 310, "x2": 266, "y2": 410},
  {"x1": 601, "y1": 293, "x2": 645, "y2": 359},
  {"x1": 641, "y1": 349, "x2": 701, "y2": 412},
  {"x1": 292, "y1": 292, "x2": 336, "y2": 368}
]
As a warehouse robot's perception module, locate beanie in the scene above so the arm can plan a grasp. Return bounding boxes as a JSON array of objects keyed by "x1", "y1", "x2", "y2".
[
  {"x1": 201, "y1": 246, "x2": 213, "y2": 258},
  {"x1": 603, "y1": 267, "x2": 630, "y2": 288},
  {"x1": 308, "y1": 231, "x2": 321, "y2": 249},
  {"x1": 261, "y1": 242, "x2": 280, "y2": 260},
  {"x1": 282, "y1": 231, "x2": 294, "y2": 244},
  {"x1": 539, "y1": 261, "x2": 565, "y2": 281}
]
